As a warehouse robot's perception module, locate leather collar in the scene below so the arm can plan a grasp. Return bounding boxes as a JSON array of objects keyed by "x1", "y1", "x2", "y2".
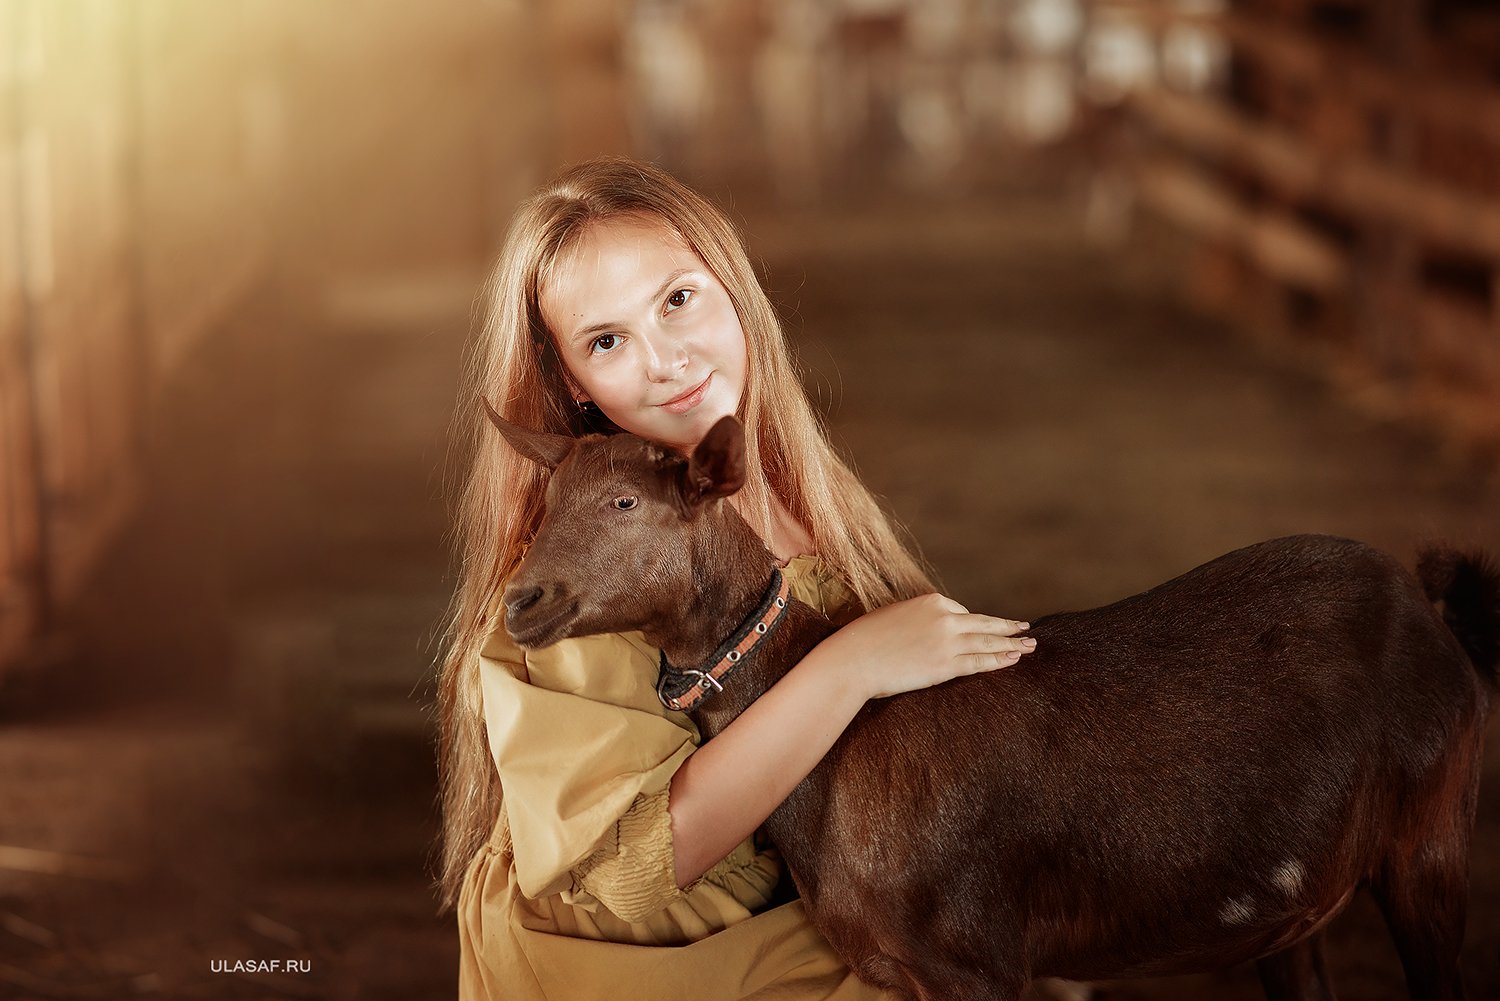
[{"x1": 657, "y1": 569, "x2": 792, "y2": 712}]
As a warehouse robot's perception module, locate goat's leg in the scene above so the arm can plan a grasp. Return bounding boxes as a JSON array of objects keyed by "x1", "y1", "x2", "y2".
[
  {"x1": 903, "y1": 963, "x2": 1023, "y2": 1001},
  {"x1": 848, "y1": 951, "x2": 923, "y2": 1001},
  {"x1": 1370, "y1": 849, "x2": 1471, "y2": 1001},
  {"x1": 1255, "y1": 932, "x2": 1336, "y2": 1001},
  {"x1": 885, "y1": 946, "x2": 1024, "y2": 1001},
  {"x1": 860, "y1": 913, "x2": 1026, "y2": 1001},
  {"x1": 1022, "y1": 979, "x2": 1094, "y2": 1001}
]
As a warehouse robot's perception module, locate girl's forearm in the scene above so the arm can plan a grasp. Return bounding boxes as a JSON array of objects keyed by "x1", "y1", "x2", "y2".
[{"x1": 667, "y1": 638, "x2": 865, "y2": 887}]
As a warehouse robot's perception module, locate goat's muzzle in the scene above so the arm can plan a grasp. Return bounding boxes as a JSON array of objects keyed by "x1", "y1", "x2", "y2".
[
  {"x1": 502, "y1": 581, "x2": 579, "y2": 649},
  {"x1": 504, "y1": 583, "x2": 544, "y2": 615}
]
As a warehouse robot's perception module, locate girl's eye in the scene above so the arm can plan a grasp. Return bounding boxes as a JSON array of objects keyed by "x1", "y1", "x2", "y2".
[
  {"x1": 664, "y1": 288, "x2": 693, "y2": 312},
  {"x1": 590, "y1": 333, "x2": 620, "y2": 355},
  {"x1": 613, "y1": 496, "x2": 638, "y2": 511}
]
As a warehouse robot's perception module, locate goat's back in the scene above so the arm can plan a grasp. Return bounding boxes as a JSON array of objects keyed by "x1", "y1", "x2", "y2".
[{"x1": 810, "y1": 534, "x2": 1489, "y2": 981}]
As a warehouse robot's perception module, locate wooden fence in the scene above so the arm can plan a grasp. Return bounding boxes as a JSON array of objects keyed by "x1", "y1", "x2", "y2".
[
  {"x1": 0, "y1": 1, "x2": 276, "y2": 674},
  {"x1": 1112, "y1": 0, "x2": 1500, "y2": 452}
]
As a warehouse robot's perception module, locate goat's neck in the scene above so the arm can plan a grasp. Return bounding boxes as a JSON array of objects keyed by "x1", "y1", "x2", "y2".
[
  {"x1": 687, "y1": 601, "x2": 837, "y2": 739},
  {"x1": 686, "y1": 600, "x2": 841, "y2": 884},
  {"x1": 640, "y1": 500, "x2": 843, "y2": 878},
  {"x1": 645, "y1": 502, "x2": 783, "y2": 670}
]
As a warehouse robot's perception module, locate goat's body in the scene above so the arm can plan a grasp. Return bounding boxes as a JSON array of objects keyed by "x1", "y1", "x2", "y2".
[
  {"x1": 492, "y1": 418, "x2": 1496, "y2": 1001},
  {"x1": 698, "y1": 535, "x2": 1491, "y2": 999}
]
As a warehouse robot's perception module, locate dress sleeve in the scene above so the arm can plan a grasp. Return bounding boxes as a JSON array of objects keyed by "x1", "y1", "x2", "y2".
[
  {"x1": 478, "y1": 623, "x2": 699, "y2": 906},
  {"x1": 569, "y1": 786, "x2": 707, "y2": 921}
]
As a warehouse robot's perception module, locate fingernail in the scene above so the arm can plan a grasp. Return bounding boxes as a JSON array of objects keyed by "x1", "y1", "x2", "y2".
[
  {"x1": 1019, "y1": 622, "x2": 1030, "y2": 630},
  {"x1": 1022, "y1": 638, "x2": 1037, "y2": 648}
]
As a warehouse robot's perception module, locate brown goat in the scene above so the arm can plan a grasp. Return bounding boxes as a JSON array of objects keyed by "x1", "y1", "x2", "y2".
[{"x1": 488, "y1": 406, "x2": 1499, "y2": 1001}]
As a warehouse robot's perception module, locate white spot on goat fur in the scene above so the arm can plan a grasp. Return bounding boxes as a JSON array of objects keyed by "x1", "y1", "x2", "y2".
[
  {"x1": 1272, "y1": 861, "x2": 1305, "y2": 898},
  {"x1": 1031, "y1": 979, "x2": 1094, "y2": 1001},
  {"x1": 1219, "y1": 895, "x2": 1255, "y2": 925}
]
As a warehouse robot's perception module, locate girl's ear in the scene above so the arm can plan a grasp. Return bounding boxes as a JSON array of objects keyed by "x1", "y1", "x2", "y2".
[
  {"x1": 680, "y1": 416, "x2": 746, "y2": 512},
  {"x1": 479, "y1": 397, "x2": 575, "y2": 470},
  {"x1": 559, "y1": 371, "x2": 586, "y2": 404},
  {"x1": 548, "y1": 348, "x2": 588, "y2": 404}
]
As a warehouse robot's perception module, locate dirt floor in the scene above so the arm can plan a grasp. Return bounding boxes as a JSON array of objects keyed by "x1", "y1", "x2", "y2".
[{"x1": 1, "y1": 190, "x2": 1498, "y2": 999}]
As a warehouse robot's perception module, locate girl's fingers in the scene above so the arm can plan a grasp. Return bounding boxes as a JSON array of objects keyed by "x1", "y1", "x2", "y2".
[
  {"x1": 954, "y1": 615, "x2": 1026, "y2": 630},
  {"x1": 934, "y1": 594, "x2": 969, "y2": 614},
  {"x1": 953, "y1": 612, "x2": 1032, "y2": 637},
  {"x1": 957, "y1": 650, "x2": 1024, "y2": 673},
  {"x1": 964, "y1": 633, "x2": 1037, "y2": 654}
]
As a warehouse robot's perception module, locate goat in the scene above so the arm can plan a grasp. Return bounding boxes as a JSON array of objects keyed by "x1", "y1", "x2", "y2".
[{"x1": 487, "y1": 405, "x2": 1499, "y2": 1001}]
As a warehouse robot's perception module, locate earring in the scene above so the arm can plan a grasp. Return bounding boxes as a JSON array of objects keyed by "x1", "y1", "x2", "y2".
[{"x1": 577, "y1": 399, "x2": 599, "y2": 414}]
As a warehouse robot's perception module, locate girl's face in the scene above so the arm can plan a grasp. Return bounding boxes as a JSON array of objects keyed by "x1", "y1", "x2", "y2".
[{"x1": 540, "y1": 214, "x2": 748, "y2": 452}]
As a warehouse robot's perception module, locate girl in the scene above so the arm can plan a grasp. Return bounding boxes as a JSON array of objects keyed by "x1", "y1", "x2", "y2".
[{"x1": 437, "y1": 156, "x2": 1037, "y2": 1000}]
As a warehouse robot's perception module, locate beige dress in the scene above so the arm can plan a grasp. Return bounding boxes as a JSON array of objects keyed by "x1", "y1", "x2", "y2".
[{"x1": 456, "y1": 555, "x2": 895, "y2": 1000}]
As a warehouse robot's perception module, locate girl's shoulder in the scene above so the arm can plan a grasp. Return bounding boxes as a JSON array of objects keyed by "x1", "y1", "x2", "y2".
[
  {"x1": 482, "y1": 621, "x2": 673, "y2": 725},
  {"x1": 782, "y1": 554, "x2": 862, "y2": 626},
  {"x1": 482, "y1": 559, "x2": 663, "y2": 701}
]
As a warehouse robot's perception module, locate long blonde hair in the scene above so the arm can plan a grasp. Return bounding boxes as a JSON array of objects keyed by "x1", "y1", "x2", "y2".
[{"x1": 433, "y1": 156, "x2": 934, "y2": 911}]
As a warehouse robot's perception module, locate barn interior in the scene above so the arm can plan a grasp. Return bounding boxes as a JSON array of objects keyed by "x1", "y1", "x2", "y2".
[{"x1": 1, "y1": 1, "x2": 1498, "y2": 998}]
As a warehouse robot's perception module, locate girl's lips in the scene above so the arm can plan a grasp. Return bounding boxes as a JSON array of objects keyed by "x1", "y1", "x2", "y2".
[{"x1": 659, "y1": 373, "x2": 712, "y2": 414}]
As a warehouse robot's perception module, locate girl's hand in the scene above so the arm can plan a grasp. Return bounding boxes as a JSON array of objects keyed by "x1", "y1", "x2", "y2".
[
  {"x1": 823, "y1": 593, "x2": 1035, "y2": 701},
  {"x1": 668, "y1": 592, "x2": 1033, "y2": 885}
]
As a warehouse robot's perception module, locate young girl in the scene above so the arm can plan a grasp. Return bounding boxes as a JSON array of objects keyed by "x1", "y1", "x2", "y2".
[{"x1": 437, "y1": 157, "x2": 1037, "y2": 1000}]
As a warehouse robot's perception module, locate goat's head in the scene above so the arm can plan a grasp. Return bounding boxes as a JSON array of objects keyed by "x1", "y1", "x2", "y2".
[{"x1": 483, "y1": 398, "x2": 747, "y2": 650}]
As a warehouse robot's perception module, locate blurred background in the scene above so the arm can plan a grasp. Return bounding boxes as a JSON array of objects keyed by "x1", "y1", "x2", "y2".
[{"x1": 1, "y1": 0, "x2": 1498, "y2": 998}]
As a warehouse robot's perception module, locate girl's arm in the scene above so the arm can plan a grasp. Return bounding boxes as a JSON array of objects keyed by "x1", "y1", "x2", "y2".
[{"x1": 668, "y1": 593, "x2": 1034, "y2": 887}]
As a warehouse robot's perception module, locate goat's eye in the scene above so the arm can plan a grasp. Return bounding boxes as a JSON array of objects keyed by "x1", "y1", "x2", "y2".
[{"x1": 613, "y1": 496, "x2": 638, "y2": 511}]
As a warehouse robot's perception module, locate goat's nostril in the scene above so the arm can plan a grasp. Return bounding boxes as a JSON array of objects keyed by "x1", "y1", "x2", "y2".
[{"x1": 504, "y1": 584, "x2": 544, "y2": 614}]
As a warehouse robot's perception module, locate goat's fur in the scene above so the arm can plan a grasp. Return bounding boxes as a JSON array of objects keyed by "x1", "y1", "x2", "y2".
[{"x1": 492, "y1": 410, "x2": 1498, "y2": 1001}]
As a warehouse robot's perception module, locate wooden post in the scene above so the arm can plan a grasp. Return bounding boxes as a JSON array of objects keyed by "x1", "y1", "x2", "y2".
[
  {"x1": 4, "y1": 0, "x2": 55, "y2": 644},
  {"x1": 1354, "y1": 0, "x2": 1422, "y2": 385},
  {"x1": 541, "y1": 0, "x2": 634, "y2": 167}
]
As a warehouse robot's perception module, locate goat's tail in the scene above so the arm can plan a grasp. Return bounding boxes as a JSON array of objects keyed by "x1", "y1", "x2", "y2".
[{"x1": 1417, "y1": 544, "x2": 1500, "y2": 687}]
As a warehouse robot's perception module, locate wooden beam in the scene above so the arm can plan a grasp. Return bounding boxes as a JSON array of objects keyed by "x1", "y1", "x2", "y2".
[
  {"x1": 1094, "y1": 2, "x2": 1500, "y2": 147},
  {"x1": 1130, "y1": 86, "x2": 1500, "y2": 260},
  {"x1": 1135, "y1": 154, "x2": 1347, "y2": 292}
]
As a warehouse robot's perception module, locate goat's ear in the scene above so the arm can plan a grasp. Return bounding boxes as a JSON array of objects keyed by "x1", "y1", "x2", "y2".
[
  {"x1": 680, "y1": 415, "x2": 746, "y2": 512},
  {"x1": 479, "y1": 396, "x2": 574, "y2": 470}
]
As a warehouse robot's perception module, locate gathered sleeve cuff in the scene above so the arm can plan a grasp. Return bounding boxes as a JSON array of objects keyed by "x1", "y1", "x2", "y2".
[{"x1": 570, "y1": 787, "x2": 705, "y2": 922}]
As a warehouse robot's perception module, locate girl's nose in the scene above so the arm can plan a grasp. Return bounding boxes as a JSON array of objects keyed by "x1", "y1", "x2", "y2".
[{"x1": 641, "y1": 328, "x2": 689, "y2": 382}]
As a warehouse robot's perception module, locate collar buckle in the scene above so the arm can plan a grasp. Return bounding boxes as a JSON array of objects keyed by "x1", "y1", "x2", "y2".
[{"x1": 656, "y1": 569, "x2": 792, "y2": 713}]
